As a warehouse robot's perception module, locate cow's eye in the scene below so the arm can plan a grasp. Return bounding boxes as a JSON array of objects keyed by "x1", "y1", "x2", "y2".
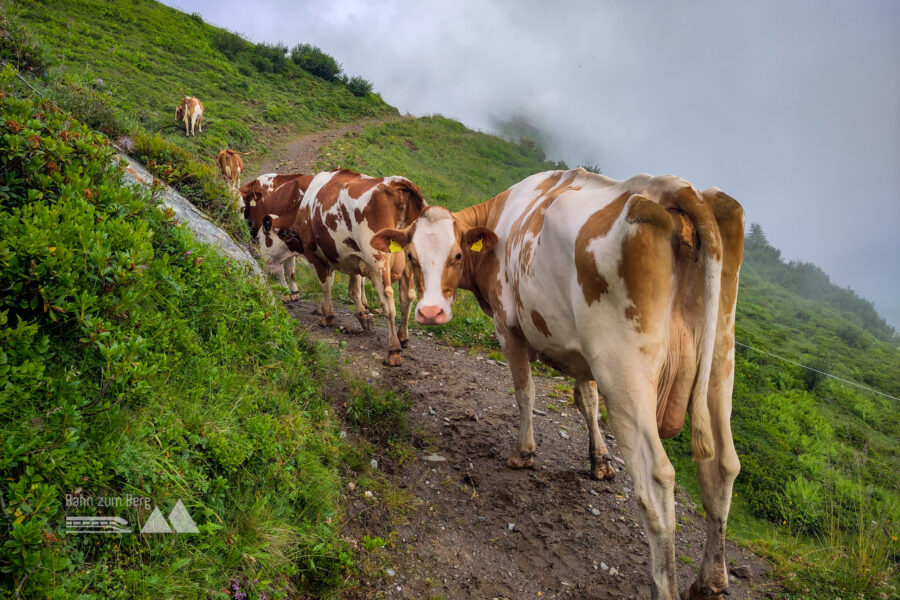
[{"x1": 455, "y1": 252, "x2": 463, "y2": 261}]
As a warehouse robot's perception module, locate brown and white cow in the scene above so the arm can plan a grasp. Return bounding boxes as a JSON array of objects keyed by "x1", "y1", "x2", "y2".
[
  {"x1": 217, "y1": 149, "x2": 243, "y2": 189},
  {"x1": 372, "y1": 169, "x2": 744, "y2": 600},
  {"x1": 290, "y1": 169, "x2": 426, "y2": 365},
  {"x1": 176, "y1": 96, "x2": 203, "y2": 136},
  {"x1": 239, "y1": 172, "x2": 309, "y2": 213}
]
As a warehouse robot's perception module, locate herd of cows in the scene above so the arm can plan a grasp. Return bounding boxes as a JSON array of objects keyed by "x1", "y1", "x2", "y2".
[{"x1": 181, "y1": 95, "x2": 746, "y2": 600}]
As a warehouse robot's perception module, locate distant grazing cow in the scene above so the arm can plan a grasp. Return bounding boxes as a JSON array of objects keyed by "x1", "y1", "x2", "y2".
[
  {"x1": 175, "y1": 96, "x2": 203, "y2": 136},
  {"x1": 286, "y1": 169, "x2": 426, "y2": 365},
  {"x1": 217, "y1": 149, "x2": 243, "y2": 188},
  {"x1": 371, "y1": 169, "x2": 744, "y2": 600}
]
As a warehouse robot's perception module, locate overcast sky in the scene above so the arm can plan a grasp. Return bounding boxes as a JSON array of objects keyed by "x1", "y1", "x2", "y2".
[{"x1": 167, "y1": 0, "x2": 900, "y2": 328}]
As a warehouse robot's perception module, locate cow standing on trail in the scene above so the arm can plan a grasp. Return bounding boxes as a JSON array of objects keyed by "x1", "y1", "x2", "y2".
[
  {"x1": 371, "y1": 168, "x2": 744, "y2": 600},
  {"x1": 241, "y1": 172, "x2": 374, "y2": 310},
  {"x1": 176, "y1": 96, "x2": 203, "y2": 136},
  {"x1": 290, "y1": 169, "x2": 426, "y2": 366}
]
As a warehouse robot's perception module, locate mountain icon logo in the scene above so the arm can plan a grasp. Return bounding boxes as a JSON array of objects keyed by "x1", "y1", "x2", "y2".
[{"x1": 140, "y1": 500, "x2": 199, "y2": 534}]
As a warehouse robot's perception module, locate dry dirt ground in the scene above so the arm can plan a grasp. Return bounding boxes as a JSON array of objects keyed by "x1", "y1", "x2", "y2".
[{"x1": 285, "y1": 299, "x2": 779, "y2": 600}]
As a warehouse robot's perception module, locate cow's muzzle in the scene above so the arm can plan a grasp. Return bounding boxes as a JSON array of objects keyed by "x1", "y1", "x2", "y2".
[{"x1": 416, "y1": 305, "x2": 448, "y2": 325}]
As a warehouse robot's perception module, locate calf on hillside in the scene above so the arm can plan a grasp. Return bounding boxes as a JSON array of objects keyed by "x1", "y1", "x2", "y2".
[
  {"x1": 217, "y1": 149, "x2": 243, "y2": 189},
  {"x1": 286, "y1": 169, "x2": 426, "y2": 365},
  {"x1": 175, "y1": 96, "x2": 203, "y2": 136},
  {"x1": 372, "y1": 169, "x2": 744, "y2": 600}
]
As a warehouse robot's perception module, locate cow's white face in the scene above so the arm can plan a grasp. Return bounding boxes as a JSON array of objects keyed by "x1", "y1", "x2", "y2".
[
  {"x1": 408, "y1": 215, "x2": 459, "y2": 324},
  {"x1": 371, "y1": 207, "x2": 497, "y2": 326}
]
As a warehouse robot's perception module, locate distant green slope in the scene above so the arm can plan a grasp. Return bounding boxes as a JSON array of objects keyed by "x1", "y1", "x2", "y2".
[
  {"x1": 8, "y1": 0, "x2": 395, "y2": 156},
  {"x1": 316, "y1": 115, "x2": 566, "y2": 209}
]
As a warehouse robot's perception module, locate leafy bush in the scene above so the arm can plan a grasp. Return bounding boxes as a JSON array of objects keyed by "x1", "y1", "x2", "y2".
[
  {"x1": 290, "y1": 43, "x2": 342, "y2": 81},
  {"x1": 0, "y1": 87, "x2": 351, "y2": 598},
  {"x1": 253, "y1": 42, "x2": 289, "y2": 74},
  {"x1": 347, "y1": 75, "x2": 373, "y2": 97},
  {"x1": 211, "y1": 28, "x2": 251, "y2": 59}
]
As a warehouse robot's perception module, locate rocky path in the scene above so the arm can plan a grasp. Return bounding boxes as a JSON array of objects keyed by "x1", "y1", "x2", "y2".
[
  {"x1": 256, "y1": 116, "x2": 406, "y2": 175},
  {"x1": 285, "y1": 299, "x2": 777, "y2": 600}
]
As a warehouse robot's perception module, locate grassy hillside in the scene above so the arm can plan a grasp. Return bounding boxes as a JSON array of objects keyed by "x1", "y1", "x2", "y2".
[
  {"x1": 7, "y1": 0, "x2": 394, "y2": 154},
  {"x1": 3, "y1": 0, "x2": 898, "y2": 597},
  {"x1": 0, "y1": 80, "x2": 368, "y2": 598}
]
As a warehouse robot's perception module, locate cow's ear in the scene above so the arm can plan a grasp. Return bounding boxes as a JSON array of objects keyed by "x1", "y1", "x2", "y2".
[
  {"x1": 371, "y1": 227, "x2": 412, "y2": 253},
  {"x1": 462, "y1": 227, "x2": 498, "y2": 254}
]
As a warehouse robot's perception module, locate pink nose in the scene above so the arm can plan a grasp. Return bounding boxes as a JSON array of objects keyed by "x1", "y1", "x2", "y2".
[{"x1": 416, "y1": 305, "x2": 448, "y2": 325}]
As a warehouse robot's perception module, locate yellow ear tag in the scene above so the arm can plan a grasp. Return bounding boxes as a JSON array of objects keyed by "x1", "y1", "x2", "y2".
[
  {"x1": 249, "y1": 199, "x2": 256, "y2": 206},
  {"x1": 470, "y1": 238, "x2": 484, "y2": 252},
  {"x1": 389, "y1": 240, "x2": 403, "y2": 253}
]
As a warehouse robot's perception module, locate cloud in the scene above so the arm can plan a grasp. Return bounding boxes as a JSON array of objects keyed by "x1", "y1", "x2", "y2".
[{"x1": 169, "y1": 0, "x2": 900, "y2": 327}]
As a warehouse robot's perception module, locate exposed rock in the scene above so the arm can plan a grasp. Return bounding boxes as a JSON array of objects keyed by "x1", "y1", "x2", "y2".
[{"x1": 117, "y1": 152, "x2": 263, "y2": 278}]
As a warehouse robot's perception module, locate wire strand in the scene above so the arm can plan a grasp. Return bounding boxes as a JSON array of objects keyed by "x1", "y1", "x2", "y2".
[{"x1": 734, "y1": 341, "x2": 899, "y2": 402}]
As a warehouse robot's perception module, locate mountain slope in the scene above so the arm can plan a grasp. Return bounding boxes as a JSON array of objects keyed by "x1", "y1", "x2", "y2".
[{"x1": 4, "y1": 0, "x2": 897, "y2": 596}]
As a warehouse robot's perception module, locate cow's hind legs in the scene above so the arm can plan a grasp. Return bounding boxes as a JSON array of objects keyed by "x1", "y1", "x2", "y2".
[
  {"x1": 601, "y1": 376, "x2": 678, "y2": 599},
  {"x1": 573, "y1": 379, "x2": 616, "y2": 480},
  {"x1": 498, "y1": 324, "x2": 536, "y2": 470},
  {"x1": 683, "y1": 393, "x2": 740, "y2": 600}
]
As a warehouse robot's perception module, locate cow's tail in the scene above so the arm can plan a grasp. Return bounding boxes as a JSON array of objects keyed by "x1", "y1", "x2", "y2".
[{"x1": 674, "y1": 188, "x2": 722, "y2": 463}]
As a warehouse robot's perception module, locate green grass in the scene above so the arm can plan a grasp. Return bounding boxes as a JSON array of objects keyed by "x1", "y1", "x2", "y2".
[
  {"x1": 3, "y1": 0, "x2": 898, "y2": 596},
  {"x1": 7, "y1": 0, "x2": 395, "y2": 156}
]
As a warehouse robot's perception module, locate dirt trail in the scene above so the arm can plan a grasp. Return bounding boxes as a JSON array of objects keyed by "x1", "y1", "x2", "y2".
[
  {"x1": 286, "y1": 300, "x2": 777, "y2": 600},
  {"x1": 256, "y1": 116, "x2": 404, "y2": 175}
]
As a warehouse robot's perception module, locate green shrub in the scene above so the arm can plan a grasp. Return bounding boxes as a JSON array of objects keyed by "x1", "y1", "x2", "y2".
[
  {"x1": 253, "y1": 42, "x2": 289, "y2": 74},
  {"x1": 290, "y1": 43, "x2": 342, "y2": 81},
  {"x1": 347, "y1": 75, "x2": 373, "y2": 97},
  {"x1": 0, "y1": 87, "x2": 351, "y2": 598}
]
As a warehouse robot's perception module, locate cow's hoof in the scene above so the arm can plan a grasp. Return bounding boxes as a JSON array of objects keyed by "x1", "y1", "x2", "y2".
[
  {"x1": 281, "y1": 294, "x2": 292, "y2": 302},
  {"x1": 591, "y1": 454, "x2": 617, "y2": 481},
  {"x1": 383, "y1": 350, "x2": 402, "y2": 367},
  {"x1": 681, "y1": 581, "x2": 729, "y2": 600},
  {"x1": 290, "y1": 292, "x2": 300, "y2": 301},
  {"x1": 318, "y1": 316, "x2": 335, "y2": 328},
  {"x1": 505, "y1": 452, "x2": 534, "y2": 470},
  {"x1": 399, "y1": 338, "x2": 409, "y2": 348}
]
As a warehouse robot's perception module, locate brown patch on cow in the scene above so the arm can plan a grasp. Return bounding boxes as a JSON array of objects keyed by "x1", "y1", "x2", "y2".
[
  {"x1": 343, "y1": 237, "x2": 361, "y2": 251},
  {"x1": 508, "y1": 172, "x2": 582, "y2": 275},
  {"x1": 324, "y1": 211, "x2": 339, "y2": 231},
  {"x1": 573, "y1": 193, "x2": 630, "y2": 305},
  {"x1": 617, "y1": 196, "x2": 675, "y2": 333},
  {"x1": 531, "y1": 310, "x2": 551, "y2": 337},
  {"x1": 339, "y1": 203, "x2": 353, "y2": 229},
  {"x1": 532, "y1": 171, "x2": 563, "y2": 196}
]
